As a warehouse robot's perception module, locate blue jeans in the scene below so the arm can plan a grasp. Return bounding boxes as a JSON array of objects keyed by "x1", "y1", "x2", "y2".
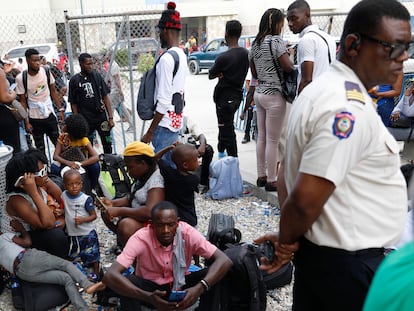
[
  {"x1": 152, "y1": 126, "x2": 179, "y2": 167},
  {"x1": 17, "y1": 248, "x2": 93, "y2": 311}
]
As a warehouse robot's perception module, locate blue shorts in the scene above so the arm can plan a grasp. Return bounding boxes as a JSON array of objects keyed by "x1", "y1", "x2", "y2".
[{"x1": 69, "y1": 229, "x2": 100, "y2": 266}]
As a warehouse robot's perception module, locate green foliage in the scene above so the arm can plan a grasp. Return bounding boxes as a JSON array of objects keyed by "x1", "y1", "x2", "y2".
[
  {"x1": 137, "y1": 53, "x2": 155, "y2": 73},
  {"x1": 115, "y1": 49, "x2": 129, "y2": 67}
]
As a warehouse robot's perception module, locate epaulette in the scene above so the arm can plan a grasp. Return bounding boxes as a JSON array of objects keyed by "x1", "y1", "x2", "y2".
[{"x1": 345, "y1": 81, "x2": 365, "y2": 104}]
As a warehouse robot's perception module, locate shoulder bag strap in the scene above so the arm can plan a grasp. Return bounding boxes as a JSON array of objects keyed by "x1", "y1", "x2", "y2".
[
  {"x1": 307, "y1": 30, "x2": 332, "y2": 64},
  {"x1": 268, "y1": 40, "x2": 284, "y2": 84}
]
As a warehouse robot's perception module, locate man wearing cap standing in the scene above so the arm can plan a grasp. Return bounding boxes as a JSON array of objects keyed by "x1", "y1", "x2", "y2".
[{"x1": 142, "y1": 2, "x2": 188, "y2": 167}]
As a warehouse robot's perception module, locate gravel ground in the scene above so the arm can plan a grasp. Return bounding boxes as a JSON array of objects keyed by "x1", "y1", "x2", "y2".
[{"x1": 0, "y1": 192, "x2": 293, "y2": 311}]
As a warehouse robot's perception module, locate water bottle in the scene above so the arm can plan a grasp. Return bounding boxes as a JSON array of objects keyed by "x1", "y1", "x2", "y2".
[{"x1": 10, "y1": 275, "x2": 20, "y2": 289}]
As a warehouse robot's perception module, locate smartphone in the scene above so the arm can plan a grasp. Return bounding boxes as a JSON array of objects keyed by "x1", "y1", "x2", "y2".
[
  {"x1": 91, "y1": 190, "x2": 108, "y2": 211},
  {"x1": 14, "y1": 176, "x2": 24, "y2": 188},
  {"x1": 9, "y1": 83, "x2": 16, "y2": 91},
  {"x1": 262, "y1": 240, "x2": 275, "y2": 262},
  {"x1": 168, "y1": 290, "x2": 187, "y2": 302}
]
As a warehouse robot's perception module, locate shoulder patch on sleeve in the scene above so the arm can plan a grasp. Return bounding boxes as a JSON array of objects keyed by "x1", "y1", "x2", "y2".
[
  {"x1": 345, "y1": 81, "x2": 365, "y2": 104},
  {"x1": 332, "y1": 111, "x2": 355, "y2": 140}
]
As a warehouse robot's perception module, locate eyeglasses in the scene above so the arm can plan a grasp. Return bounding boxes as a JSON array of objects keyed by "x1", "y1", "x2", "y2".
[
  {"x1": 34, "y1": 164, "x2": 48, "y2": 177},
  {"x1": 359, "y1": 33, "x2": 412, "y2": 60}
]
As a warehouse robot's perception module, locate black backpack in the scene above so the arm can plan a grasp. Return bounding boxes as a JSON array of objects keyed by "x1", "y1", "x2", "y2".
[
  {"x1": 12, "y1": 279, "x2": 69, "y2": 311},
  {"x1": 98, "y1": 153, "x2": 131, "y2": 199},
  {"x1": 207, "y1": 213, "x2": 241, "y2": 250},
  {"x1": 200, "y1": 243, "x2": 267, "y2": 311},
  {"x1": 136, "y1": 50, "x2": 179, "y2": 120}
]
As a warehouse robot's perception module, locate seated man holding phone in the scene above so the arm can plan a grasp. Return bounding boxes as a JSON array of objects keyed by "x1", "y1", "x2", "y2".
[{"x1": 103, "y1": 201, "x2": 232, "y2": 310}]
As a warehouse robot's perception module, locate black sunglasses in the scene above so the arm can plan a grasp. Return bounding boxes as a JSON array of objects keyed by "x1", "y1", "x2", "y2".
[{"x1": 359, "y1": 33, "x2": 412, "y2": 60}]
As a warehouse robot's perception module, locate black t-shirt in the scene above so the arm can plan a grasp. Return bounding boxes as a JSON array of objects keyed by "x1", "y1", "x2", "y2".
[
  {"x1": 210, "y1": 47, "x2": 249, "y2": 99},
  {"x1": 68, "y1": 70, "x2": 110, "y2": 121},
  {"x1": 159, "y1": 160, "x2": 199, "y2": 226}
]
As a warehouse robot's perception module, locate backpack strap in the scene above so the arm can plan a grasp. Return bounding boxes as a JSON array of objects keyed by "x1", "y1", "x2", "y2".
[
  {"x1": 22, "y1": 70, "x2": 28, "y2": 97},
  {"x1": 307, "y1": 30, "x2": 332, "y2": 64},
  {"x1": 244, "y1": 244, "x2": 267, "y2": 311},
  {"x1": 45, "y1": 66, "x2": 51, "y2": 88},
  {"x1": 167, "y1": 50, "x2": 180, "y2": 78}
]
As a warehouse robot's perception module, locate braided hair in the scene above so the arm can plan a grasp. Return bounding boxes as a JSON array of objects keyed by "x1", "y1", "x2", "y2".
[{"x1": 253, "y1": 8, "x2": 285, "y2": 46}]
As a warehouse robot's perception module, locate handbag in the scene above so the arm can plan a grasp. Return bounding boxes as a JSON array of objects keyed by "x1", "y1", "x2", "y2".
[
  {"x1": 268, "y1": 40, "x2": 298, "y2": 103},
  {"x1": 2, "y1": 100, "x2": 28, "y2": 121},
  {"x1": 60, "y1": 146, "x2": 86, "y2": 162}
]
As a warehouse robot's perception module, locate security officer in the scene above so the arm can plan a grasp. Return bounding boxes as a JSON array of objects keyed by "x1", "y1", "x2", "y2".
[{"x1": 255, "y1": 0, "x2": 410, "y2": 310}]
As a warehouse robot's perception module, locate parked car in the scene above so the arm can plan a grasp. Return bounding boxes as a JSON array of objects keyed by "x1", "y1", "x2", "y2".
[
  {"x1": 187, "y1": 35, "x2": 255, "y2": 75},
  {"x1": 6, "y1": 43, "x2": 59, "y2": 70},
  {"x1": 109, "y1": 37, "x2": 159, "y2": 66}
]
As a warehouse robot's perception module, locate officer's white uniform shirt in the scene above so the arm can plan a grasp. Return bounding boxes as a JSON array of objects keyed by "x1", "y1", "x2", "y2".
[{"x1": 285, "y1": 61, "x2": 407, "y2": 251}]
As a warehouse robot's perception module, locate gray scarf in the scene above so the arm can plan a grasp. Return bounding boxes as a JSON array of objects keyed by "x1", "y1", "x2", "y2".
[{"x1": 172, "y1": 225, "x2": 186, "y2": 290}]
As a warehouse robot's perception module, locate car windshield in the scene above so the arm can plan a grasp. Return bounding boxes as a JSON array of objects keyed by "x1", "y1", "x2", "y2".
[{"x1": 8, "y1": 46, "x2": 51, "y2": 58}]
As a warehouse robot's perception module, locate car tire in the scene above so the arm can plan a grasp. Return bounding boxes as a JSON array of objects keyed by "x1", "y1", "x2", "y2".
[{"x1": 188, "y1": 60, "x2": 200, "y2": 75}]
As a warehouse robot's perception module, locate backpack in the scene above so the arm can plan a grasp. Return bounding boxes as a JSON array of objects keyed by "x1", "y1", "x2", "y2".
[
  {"x1": 98, "y1": 153, "x2": 131, "y2": 199},
  {"x1": 206, "y1": 156, "x2": 243, "y2": 200},
  {"x1": 207, "y1": 213, "x2": 241, "y2": 250},
  {"x1": 199, "y1": 243, "x2": 267, "y2": 311},
  {"x1": 136, "y1": 50, "x2": 179, "y2": 120},
  {"x1": 12, "y1": 278, "x2": 70, "y2": 311}
]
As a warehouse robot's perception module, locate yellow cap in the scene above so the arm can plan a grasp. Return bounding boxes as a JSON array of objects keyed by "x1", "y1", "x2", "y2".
[{"x1": 123, "y1": 141, "x2": 155, "y2": 157}]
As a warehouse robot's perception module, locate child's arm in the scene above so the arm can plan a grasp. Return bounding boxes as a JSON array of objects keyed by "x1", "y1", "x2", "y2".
[
  {"x1": 10, "y1": 220, "x2": 32, "y2": 248},
  {"x1": 74, "y1": 197, "x2": 97, "y2": 226},
  {"x1": 197, "y1": 134, "x2": 207, "y2": 156},
  {"x1": 154, "y1": 144, "x2": 176, "y2": 162}
]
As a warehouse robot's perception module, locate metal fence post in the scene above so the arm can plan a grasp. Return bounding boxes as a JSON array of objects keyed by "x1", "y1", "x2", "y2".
[{"x1": 64, "y1": 10, "x2": 75, "y2": 78}]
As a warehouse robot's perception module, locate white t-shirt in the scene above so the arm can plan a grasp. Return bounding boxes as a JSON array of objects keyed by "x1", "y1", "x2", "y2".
[
  {"x1": 155, "y1": 47, "x2": 188, "y2": 132},
  {"x1": 297, "y1": 25, "x2": 337, "y2": 86},
  {"x1": 285, "y1": 61, "x2": 407, "y2": 251},
  {"x1": 15, "y1": 66, "x2": 56, "y2": 119}
]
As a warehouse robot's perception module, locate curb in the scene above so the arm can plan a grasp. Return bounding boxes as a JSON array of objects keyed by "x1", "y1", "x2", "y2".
[{"x1": 244, "y1": 181, "x2": 280, "y2": 207}]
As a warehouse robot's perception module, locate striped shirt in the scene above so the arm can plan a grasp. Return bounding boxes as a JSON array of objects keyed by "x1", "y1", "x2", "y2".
[{"x1": 249, "y1": 35, "x2": 287, "y2": 95}]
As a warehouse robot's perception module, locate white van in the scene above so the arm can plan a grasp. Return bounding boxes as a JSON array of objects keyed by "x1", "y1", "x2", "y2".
[{"x1": 6, "y1": 43, "x2": 59, "y2": 70}]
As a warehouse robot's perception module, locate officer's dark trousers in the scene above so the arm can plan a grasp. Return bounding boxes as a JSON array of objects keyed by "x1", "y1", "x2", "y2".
[{"x1": 292, "y1": 237, "x2": 385, "y2": 311}]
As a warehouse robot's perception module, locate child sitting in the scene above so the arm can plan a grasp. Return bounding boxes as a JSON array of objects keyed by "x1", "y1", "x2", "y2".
[
  {"x1": 158, "y1": 144, "x2": 200, "y2": 266},
  {"x1": 159, "y1": 144, "x2": 200, "y2": 227},
  {"x1": 51, "y1": 113, "x2": 100, "y2": 192},
  {"x1": 0, "y1": 219, "x2": 105, "y2": 311},
  {"x1": 61, "y1": 169, "x2": 100, "y2": 279}
]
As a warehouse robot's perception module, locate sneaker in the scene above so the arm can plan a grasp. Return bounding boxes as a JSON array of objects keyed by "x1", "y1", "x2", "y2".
[
  {"x1": 218, "y1": 151, "x2": 226, "y2": 159},
  {"x1": 126, "y1": 126, "x2": 134, "y2": 133},
  {"x1": 242, "y1": 135, "x2": 250, "y2": 144}
]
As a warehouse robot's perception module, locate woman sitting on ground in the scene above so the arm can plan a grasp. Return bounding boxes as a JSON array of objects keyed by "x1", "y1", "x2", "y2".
[
  {"x1": 51, "y1": 113, "x2": 100, "y2": 192},
  {"x1": 100, "y1": 141, "x2": 165, "y2": 247},
  {"x1": 3, "y1": 148, "x2": 69, "y2": 258}
]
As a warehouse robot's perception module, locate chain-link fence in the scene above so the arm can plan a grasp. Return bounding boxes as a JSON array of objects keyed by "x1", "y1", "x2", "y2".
[
  {"x1": 3, "y1": 4, "x2": 414, "y2": 154},
  {"x1": 64, "y1": 10, "x2": 163, "y2": 155}
]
